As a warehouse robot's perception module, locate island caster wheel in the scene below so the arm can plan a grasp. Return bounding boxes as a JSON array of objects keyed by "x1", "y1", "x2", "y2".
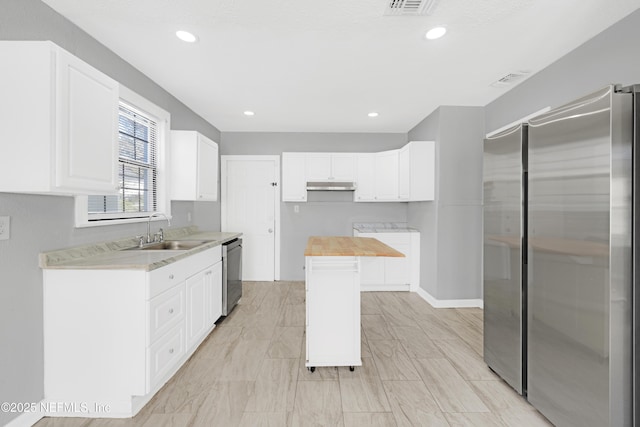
[
  {"x1": 349, "y1": 366, "x2": 355, "y2": 372},
  {"x1": 308, "y1": 367, "x2": 315, "y2": 373}
]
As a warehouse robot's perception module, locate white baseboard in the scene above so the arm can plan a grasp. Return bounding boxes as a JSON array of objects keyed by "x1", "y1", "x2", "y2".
[
  {"x1": 361, "y1": 284, "x2": 410, "y2": 292},
  {"x1": 416, "y1": 287, "x2": 483, "y2": 309},
  {"x1": 4, "y1": 404, "x2": 44, "y2": 427}
]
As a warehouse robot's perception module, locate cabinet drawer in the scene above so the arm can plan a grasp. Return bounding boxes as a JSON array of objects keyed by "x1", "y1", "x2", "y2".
[
  {"x1": 147, "y1": 322, "x2": 185, "y2": 391},
  {"x1": 148, "y1": 246, "x2": 222, "y2": 299},
  {"x1": 148, "y1": 284, "x2": 185, "y2": 344}
]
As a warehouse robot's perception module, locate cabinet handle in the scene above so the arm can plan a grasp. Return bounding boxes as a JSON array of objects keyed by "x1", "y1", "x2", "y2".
[
  {"x1": 199, "y1": 195, "x2": 203, "y2": 198},
  {"x1": 169, "y1": 274, "x2": 174, "y2": 279},
  {"x1": 169, "y1": 348, "x2": 174, "y2": 354},
  {"x1": 169, "y1": 308, "x2": 174, "y2": 314}
]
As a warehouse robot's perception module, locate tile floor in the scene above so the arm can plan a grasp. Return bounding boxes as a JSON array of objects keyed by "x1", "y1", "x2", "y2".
[{"x1": 35, "y1": 281, "x2": 552, "y2": 427}]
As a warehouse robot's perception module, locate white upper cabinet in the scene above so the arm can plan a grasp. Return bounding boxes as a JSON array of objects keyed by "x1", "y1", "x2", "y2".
[
  {"x1": 282, "y1": 153, "x2": 307, "y2": 202},
  {"x1": 282, "y1": 142, "x2": 434, "y2": 202},
  {"x1": 171, "y1": 131, "x2": 219, "y2": 201},
  {"x1": 305, "y1": 153, "x2": 332, "y2": 181},
  {"x1": 373, "y1": 150, "x2": 399, "y2": 201},
  {"x1": 305, "y1": 153, "x2": 356, "y2": 181},
  {"x1": 399, "y1": 141, "x2": 435, "y2": 201},
  {"x1": 354, "y1": 154, "x2": 375, "y2": 201},
  {"x1": 328, "y1": 153, "x2": 356, "y2": 181},
  {"x1": 0, "y1": 41, "x2": 120, "y2": 195},
  {"x1": 399, "y1": 145, "x2": 411, "y2": 200}
]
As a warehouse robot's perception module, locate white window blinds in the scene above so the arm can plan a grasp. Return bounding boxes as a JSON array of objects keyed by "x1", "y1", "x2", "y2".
[{"x1": 88, "y1": 102, "x2": 158, "y2": 220}]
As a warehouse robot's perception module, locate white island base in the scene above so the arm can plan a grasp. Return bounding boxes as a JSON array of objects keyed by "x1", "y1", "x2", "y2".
[
  {"x1": 303, "y1": 236, "x2": 404, "y2": 371},
  {"x1": 305, "y1": 256, "x2": 362, "y2": 371}
]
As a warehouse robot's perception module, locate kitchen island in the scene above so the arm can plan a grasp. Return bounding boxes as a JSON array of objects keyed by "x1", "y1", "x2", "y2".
[{"x1": 304, "y1": 236, "x2": 404, "y2": 371}]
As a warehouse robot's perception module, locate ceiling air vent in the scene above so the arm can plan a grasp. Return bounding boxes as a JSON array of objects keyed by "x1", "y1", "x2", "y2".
[
  {"x1": 384, "y1": 0, "x2": 439, "y2": 16},
  {"x1": 490, "y1": 71, "x2": 531, "y2": 88}
]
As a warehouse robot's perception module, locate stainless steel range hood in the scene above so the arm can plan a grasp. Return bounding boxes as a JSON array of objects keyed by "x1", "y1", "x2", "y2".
[{"x1": 306, "y1": 181, "x2": 357, "y2": 191}]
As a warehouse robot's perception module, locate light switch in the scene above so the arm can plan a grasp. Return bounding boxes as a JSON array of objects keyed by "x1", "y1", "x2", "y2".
[{"x1": 294, "y1": 205, "x2": 299, "y2": 213}]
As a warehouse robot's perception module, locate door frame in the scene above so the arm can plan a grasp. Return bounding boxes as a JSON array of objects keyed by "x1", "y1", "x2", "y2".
[{"x1": 221, "y1": 155, "x2": 281, "y2": 281}]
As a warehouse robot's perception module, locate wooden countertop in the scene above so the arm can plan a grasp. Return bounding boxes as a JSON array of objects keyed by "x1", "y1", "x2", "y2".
[{"x1": 304, "y1": 236, "x2": 405, "y2": 257}]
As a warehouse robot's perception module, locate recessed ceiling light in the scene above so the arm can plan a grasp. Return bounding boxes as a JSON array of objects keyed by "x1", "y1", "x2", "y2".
[
  {"x1": 176, "y1": 30, "x2": 198, "y2": 43},
  {"x1": 368, "y1": 112, "x2": 379, "y2": 117},
  {"x1": 244, "y1": 111, "x2": 255, "y2": 116},
  {"x1": 425, "y1": 26, "x2": 446, "y2": 40}
]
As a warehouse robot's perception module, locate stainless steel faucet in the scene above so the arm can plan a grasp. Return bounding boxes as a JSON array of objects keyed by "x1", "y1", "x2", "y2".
[{"x1": 146, "y1": 212, "x2": 171, "y2": 244}]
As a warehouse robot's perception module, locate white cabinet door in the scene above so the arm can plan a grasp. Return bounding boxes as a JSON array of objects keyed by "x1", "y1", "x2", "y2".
[
  {"x1": 186, "y1": 270, "x2": 208, "y2": 350},
  {"x1": 384, "y1": 242, "x2": 411, "y2": 284},
  {"x1": 305, "y1": 153, "x2": 355, "y2": 181},
  {"x1": 197, "y1": 134, "x2": 219, "y2": 201},
  {"x1": 359, "y1": 256, "x2": 385, "y2": 285},
  {"x1": 305, "y1": 154, "x2": 332, "y2": 180},
  {"x1": 206, "y1": 261, "x2": 223, "y2": 325},
  {"x1": 374, "y1": 150, "x2": 399, "y2": 201},
  {"x1": 0, "y1": 41, "x2": 119, "y2": 195},
  {"x1": 330, "y1": 154, "x2": 356, "y2": 181},
  {"x1": 171, "y1": 131, "x2": 219, "y2": 201},
  {"x1": 401, "y1": 141, "x2": 435, "y2": 201},
  {"x1": 55, "y1": 47, "x2": 120, "y2": 194},
  {"x1": 282, "y1": 153, "x2": 307, "y2": 201},
  {"x1": 398, "y1": 145, "x2": 410, "y2": 201},
  {"x1": 354, "y1": 154, "x2": 375, "y2": 201}
]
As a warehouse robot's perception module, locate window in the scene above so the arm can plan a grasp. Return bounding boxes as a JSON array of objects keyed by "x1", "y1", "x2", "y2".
[
  {"x1": 75, "y1": 86, "x2": 171, "y2": 227},
  {"x1": 88, "y1": 103, "x2": 158, "y2": 219}
]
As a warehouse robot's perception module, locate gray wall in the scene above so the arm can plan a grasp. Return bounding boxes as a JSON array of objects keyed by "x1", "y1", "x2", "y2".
[
  {"x1": 408, "y1": 107, "x2": 485, "y2": 301},
  {"x1": 409, "y1": 7, "x2": 640, "y2": 305},
  {"x1": 485, "y1": 8, "x2": 640, "y2": 132},
  {"x1": 221, "y1": 132, "x2": 409, "y2": 280},
  {"x1": 0, "y1": 1, "x2": 221, "y2": 424}
]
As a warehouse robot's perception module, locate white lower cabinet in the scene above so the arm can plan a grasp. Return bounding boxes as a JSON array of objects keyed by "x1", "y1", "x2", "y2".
[
  {"x1": 354, "y1": 231, "x2": 420, "y2": 291},
  {"x1": 186, "y1": 270, "x2": 209, "y2": 350},
  {"x1": 147, "y1": 323, "x2": 186, "y2": 390},
  {"x1": 43, "y1": 246, "x2": 222, "y2": 418},
  {"x1": 186, "y1": 261, "x2": 222, "y2": 350},
  {"x1": 207, "y1": 261, "x2": 223, "y2": 327},
  {"x1": 305, "y1": 256, "x2": 361, "y2": 369}
]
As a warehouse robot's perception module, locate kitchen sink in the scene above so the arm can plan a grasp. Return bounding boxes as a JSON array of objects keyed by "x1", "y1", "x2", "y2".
[{"x1": 129, "y1": 240, "x2": 213, "y2": 251}]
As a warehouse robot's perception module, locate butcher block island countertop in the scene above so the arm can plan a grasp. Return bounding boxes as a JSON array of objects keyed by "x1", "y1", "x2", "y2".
[{"x1": 304, "y1": 236, "x2": 405, "y2": 257}]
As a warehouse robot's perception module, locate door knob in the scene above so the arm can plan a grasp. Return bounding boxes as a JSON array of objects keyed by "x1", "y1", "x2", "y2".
[{"x1": 268, "y1": 228, "x2": 273, "y2": 233}]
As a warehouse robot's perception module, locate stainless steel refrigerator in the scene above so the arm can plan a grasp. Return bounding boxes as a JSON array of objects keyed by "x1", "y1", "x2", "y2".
[
  {"x1": 484, "y1": 84, "x2": 636, "y2": 426},
  {"x1": 483, "y1": 123, "x2": 528, "y2": 396}
]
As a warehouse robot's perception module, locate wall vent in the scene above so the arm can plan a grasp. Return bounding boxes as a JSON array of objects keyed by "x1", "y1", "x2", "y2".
[
  {"x1": 384, "y1": 0, "x2": 439, "y2": 16},
  {"x1": 490, "y1": 71, "x2": 531, "y2": 88}
]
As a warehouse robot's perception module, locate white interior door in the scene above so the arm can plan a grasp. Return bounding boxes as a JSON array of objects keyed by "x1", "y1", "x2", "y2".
[{"x1": 221, "y1": 156, "x2": 280, "y2": 281}]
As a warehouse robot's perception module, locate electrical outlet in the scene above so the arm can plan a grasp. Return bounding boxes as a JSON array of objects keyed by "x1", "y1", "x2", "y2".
[{"x1": 0, "y1": 216, "x2": 10, "y2": 240}]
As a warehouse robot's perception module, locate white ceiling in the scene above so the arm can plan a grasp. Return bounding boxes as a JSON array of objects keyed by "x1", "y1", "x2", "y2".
[{"x1": 42, "y1": 0, "x2": 640, "y2": 133}]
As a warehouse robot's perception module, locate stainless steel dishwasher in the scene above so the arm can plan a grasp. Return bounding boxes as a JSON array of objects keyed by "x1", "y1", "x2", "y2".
[{"x1": 222, "y1": 238, "x2": 242, "y2": 316}]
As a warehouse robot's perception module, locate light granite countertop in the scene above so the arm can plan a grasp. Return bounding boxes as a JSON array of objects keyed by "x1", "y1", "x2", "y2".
[
  {"x1": 352, "y1": 222, "x2": 419, "y2": 233},
  {"x1": 40, "y1": 226, "x2": 242, "y2": 271}
]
